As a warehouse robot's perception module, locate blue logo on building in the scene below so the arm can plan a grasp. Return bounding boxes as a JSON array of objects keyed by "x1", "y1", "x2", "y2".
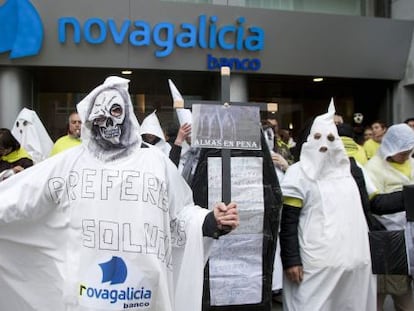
[
  {"x1": 0, "y1": 0, "x2": 43, "y2": 59},
  {"x1": 58, "y1": 15, "x2": 264, "y2": 58},
  {"x1": 99, "y1": 256, "x2": 128, "y2": 285}
]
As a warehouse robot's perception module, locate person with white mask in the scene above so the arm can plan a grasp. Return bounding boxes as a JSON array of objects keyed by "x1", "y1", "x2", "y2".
[
  {"x1": 0, "y1": 76, "x2": 239, "y2": 311},
  {"x1": 11, "y1": 107, "x2": 53, "y2": 163},
  {"x1": 279, "y1": 100, "x2": 376, "y2": 311}
]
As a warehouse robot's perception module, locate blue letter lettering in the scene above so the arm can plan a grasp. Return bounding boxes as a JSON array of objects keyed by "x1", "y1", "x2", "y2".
[
  {"x1": 153, "y1": 22, "x2": 174, "y2": 57},
  {"x1": 208, "y1": 16, "x2": 217, "y2": 49},
  {"x1": 236, "y1": 17, "x2": 245, "y2": 50},
  {"x1": 108, "y1": 19, "x2": 130, "y2": 45},
  {"x1": 176, "y1": 23, "x2": 197, "y2": 48},
  {"x1": 245, "y1": 27, "x2": 264, "y2": 51},
  {"x1": 58, "y1": 17, "x2": 81, "y2": 44},
  {"x1": 249, "y1": 58, "x2": 261, "y2": 70},
  {"x1": 197, "y1": 15, "x2": 207, "y2": 48},
  {"x1": 130, "y1": 21, "x2": 151, "y2": 47},
  {"x1": 207, "y1": 54, "x2": 219, "y2": 69},
  {"x1": 217, "y1": 26, "x2": 236, "y2": 50},
  {"x1": 84, "y1": 18, "x2": 106, "y2": 44}
]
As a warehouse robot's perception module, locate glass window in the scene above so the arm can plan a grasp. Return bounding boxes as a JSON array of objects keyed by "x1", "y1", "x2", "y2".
[{"x1": 161, "y1": 0, "x2": 363, "y2": 16}]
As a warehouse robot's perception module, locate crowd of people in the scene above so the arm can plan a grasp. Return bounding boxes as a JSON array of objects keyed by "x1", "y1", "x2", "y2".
[{"x1": 0, "y1": 78, "x2": 414, "y2": 311}]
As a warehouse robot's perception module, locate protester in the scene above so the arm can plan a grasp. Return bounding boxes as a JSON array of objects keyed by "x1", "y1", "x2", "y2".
[
  {"x1": 364, "y1": 121, "x2": 387, "y2": 160},
  {"x1": 279, "y1": 128, "x2": 294, "y2": 148},
  {"x1": 168, "y1": 122, "x2": 192, "y2": 167},
  {"x1": 0, "y1": 128, "x2": 33, "y2": 181},
  {"x1": 263, "y1": 115, "x2": 294, "y2": 166},
  {"x1": 49, "y1": 111, "x2": 82, "y2": 156},
  {"x1": 363, "y1": 126, "x2": 374, "y2": 144},
  {"x1": 279, "y1": 101, "x2": 376, "y2": 311},
  {"x1": 11, "y1": 107, "x2": 53, "y2": 163},
  {"x1": 0, "y1": 76, "x2": 239, "y2": 311},
  {"x1": 165, "y1": 122, "x2": 179, "y2": 143},
  {"x1": 334, "y1": 112, "x2": 344, "y2": 125},
  {"x1": 353, "y1": 112, "x2": 366, "y2": 145},
  {"x1": 404, "y1": 117, "x2": 414, "y2": 130},
  {"x1": 140, "y1": 110, "x2": 171, "y2": 155},
  {"x1": 364, "y1": 123, "x2": 414, "y2": 311},
  {"x1": 262, "y1": 118, "x2": 289, "y2": 181},
  {"x1": 337, "y1": 123, "x2": 368, "y2": 165}
]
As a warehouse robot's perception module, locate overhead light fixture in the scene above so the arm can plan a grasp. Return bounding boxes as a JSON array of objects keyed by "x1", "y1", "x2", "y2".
[
  {"x1": 313, "y1": 77, "x2": 324, "y2": 82},
  {"x1": 121, "y1": 70, "x2": 132, "y2": 75}
]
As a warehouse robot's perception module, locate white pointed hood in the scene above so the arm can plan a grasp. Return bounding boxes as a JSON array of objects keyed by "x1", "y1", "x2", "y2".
[
  {"x1": 168, "y1": 79, "x2": 192, "y2": 126},
  {"x1": 168, "y1": 79, "x2": 191, "y2": 156},
  {"x1": 300, "y1": 99, "x2": 350, "y2": 180},
  {"x1": 11, "y1": 108, "x2": 53, "y2": 163},
  {"x1": 140, "y1": 110, "x2": 166, "y2": 141},
  {"x1": 77, "y1": 76, "x2": 141, "y2": 162},
  {"x1": 140, "y1": 110, "x2": 172, "y2": 155}
]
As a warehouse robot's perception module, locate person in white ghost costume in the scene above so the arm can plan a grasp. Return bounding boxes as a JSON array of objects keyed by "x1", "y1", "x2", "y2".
[
  {"x1": 11, "y1": 107, "x2": 54, "y2": 163},
  {"x1": 279, "y1": 101, "x2": 376, "y2": 311},
  {"x1": 0, "y1": 76, "x2": 238, "y2": 311},
  {"x1": 140, "y1": 110, "x2": 171, "y2": 155}
]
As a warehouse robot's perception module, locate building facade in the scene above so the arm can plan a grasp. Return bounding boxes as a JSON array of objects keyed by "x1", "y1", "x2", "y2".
[{"x1": 0, "y1": 0, "x2": 413, "y2": 140}]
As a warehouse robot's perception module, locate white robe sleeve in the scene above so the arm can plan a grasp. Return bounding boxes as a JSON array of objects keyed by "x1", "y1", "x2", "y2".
[
  {"x1": 280, "y1": 163, "x2": 306, "y2": 201},
  {"x1": 163, "y1": 157, "x2": 212, "y2": 311},
  {"x1": 0, "y1": 150, "x2": 78, "y2": 311},
  {"x1": 0, "y1": 158, "x2": 59, "y2": 223}
]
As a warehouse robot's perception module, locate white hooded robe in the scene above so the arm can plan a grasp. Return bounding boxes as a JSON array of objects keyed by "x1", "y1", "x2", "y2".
[
  {"x1": 11, "y1": 107, "x2": 53, "y2": 163},
  {"x1": 140, "y1": 110, "x2": 171, "y2": 156},
  {"x1": 0, "y1": 77, "x2": 211, "y2": 311},
  {"x1": 281, "y1": 101, "x2": 376, "y2": 311}
]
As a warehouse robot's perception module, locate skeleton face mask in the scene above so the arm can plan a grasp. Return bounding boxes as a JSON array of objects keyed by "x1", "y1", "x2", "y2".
[{"x1": 88, "y1": 89, "x2": 126, "y2": 145}]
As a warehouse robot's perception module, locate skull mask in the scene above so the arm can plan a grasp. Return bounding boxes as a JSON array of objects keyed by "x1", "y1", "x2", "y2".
[
  {"x1": 88, "y1": 89, "x2": 126, "y2": 145},
  {"x1": 353, "y1": 113, "x2": 364, "y2": 125}
]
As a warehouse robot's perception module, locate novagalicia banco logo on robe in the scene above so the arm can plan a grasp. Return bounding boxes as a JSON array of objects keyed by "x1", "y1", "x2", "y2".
[{"x1": 79, "y1": 256, "x2": 152, "y2": 308}]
